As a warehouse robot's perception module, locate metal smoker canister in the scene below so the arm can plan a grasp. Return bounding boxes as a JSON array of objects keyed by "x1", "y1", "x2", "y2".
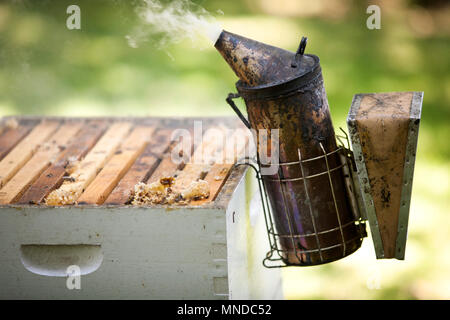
[{"x1": 215, "y1": 31, "x2": 364, "y2": 265}]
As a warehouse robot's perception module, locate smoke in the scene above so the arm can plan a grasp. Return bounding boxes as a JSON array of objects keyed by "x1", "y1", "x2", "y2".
[{"x1": 127, "y1": 0, "x2": 223, "y2": 49}]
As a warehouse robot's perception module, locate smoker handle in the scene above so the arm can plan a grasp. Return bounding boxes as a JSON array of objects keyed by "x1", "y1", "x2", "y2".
[{"x1": 226, "y1": 93, "x2": 251, "y2": 129}]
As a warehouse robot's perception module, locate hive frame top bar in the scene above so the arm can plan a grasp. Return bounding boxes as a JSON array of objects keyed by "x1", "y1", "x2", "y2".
[{"x1": 0, "y1": 116, "x2": 249, "y2": 210}]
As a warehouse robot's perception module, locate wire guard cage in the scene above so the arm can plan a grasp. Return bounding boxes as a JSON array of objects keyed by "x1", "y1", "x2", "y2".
[{"x1": 236, "y1": 130, "x2": 367, "y2": 268}]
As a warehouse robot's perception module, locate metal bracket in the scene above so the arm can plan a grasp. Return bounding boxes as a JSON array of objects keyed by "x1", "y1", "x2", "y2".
[{"x1": 226, "y1": 93, "x2": 251, "y2": 129}]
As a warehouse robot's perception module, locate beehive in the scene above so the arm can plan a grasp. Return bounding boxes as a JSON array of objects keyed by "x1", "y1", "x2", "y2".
[{"x1": 0, "y1": 116, "x2": 283, "y2": 299}]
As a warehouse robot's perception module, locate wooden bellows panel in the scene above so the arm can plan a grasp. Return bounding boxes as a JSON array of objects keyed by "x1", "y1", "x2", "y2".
[
  {"x1": 347, "y1": 91, "x2": 423, "y2": 260},
  {"x1": 0, "y1": 117, "x2": 249, "y2": 207}
]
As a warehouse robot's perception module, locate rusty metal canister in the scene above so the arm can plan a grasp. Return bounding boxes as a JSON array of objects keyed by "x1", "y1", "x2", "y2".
[{"x1": 216, "y1": 31, "x2": 363, "y2": 265}]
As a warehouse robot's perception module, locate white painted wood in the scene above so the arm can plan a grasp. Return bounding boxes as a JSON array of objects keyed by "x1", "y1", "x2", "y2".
[
  {"x1": 20, "y1": 244, "x2": 103, "y2": 277},
  {"x1": 0, "y1": 169, "x2": 283, "y2": 300},
  {"x1": 225, "y1": 170, "x2": 283, "y2": 300}
]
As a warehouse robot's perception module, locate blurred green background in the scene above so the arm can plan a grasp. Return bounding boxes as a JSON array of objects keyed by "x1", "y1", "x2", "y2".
[{"x1": 0, "y1": 0, "x2": 448, "y2": 299}]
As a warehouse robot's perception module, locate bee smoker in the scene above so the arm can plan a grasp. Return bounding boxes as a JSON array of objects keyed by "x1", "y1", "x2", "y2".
[
  {"x1": 215, "y1": 31, "x2": 366, "y2": 266},
  {"x1": 215, "y1": 30, "x2": 423, "y2": 267}
]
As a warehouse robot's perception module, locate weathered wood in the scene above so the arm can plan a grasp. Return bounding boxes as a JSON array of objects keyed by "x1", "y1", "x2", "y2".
[
  {"x1": 0, "y1": 121, "x2": 60, "y2": 189},
  {"x1": 0, "y1": 122, "x2": 83, "y2": 204},
  {"x1": 145, "y1": 145, "x2": 185, "y2": 184},
  {"x1": 144, "y1": 125, "x2": 201, "y2": 185},
  {"x1": 104, "y1": 129, "x2": 174, "y2": 205},
  {"x1": 191, "y1": 129, "x2": 249, "y2": 205},
  {"x1": 45, "y1": 122, "x2": 132, "y2": 205},
  {"x1": 78, "y1": 126, "x2": 155, "y2": 205},
  {"x1": 0, "y1": 125, "x2": 33, "y2": 161},
  {"x1": 18, "y1": 121, "x2": 108, "y2": 204},
  {"x1": 172, "y1": 127, "x2": 226, "y2": 193},
  {"x1": 348, "y1": 91, "x2": 416, "y2": 258},
  {"x1": 0, "y1": 117, "x2": 244, "y2": 208}
]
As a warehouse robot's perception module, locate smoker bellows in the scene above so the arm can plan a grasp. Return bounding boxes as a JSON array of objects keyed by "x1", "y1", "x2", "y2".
[{"x1": 215, "y1": 30, "x2": 423, "y2": 266}]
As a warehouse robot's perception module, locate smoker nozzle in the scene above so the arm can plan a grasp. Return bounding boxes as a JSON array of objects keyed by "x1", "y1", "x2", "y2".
[{"x1": 214, "y1": 30, "x2": 305, "y2": 87}]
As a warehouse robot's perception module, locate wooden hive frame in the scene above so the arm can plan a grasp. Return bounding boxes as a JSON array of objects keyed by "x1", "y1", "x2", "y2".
[{"x1": 0, "y1": 116, "x2": 250, "y2": 209}]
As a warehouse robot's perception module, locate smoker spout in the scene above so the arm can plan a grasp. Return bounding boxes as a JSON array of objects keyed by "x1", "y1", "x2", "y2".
[{"x1": 214, "y1": 30, "x2": 300, "y2": 86}]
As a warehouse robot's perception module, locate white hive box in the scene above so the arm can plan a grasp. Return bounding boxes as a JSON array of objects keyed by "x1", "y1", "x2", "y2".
[{"x1": 0, "y1": 117, "x2": 283, "y2": 299}]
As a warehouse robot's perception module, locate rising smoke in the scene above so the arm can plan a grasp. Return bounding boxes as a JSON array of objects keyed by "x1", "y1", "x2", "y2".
[{"x1": 127, "y1": 0, "x2": 223, "y2": 49}]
